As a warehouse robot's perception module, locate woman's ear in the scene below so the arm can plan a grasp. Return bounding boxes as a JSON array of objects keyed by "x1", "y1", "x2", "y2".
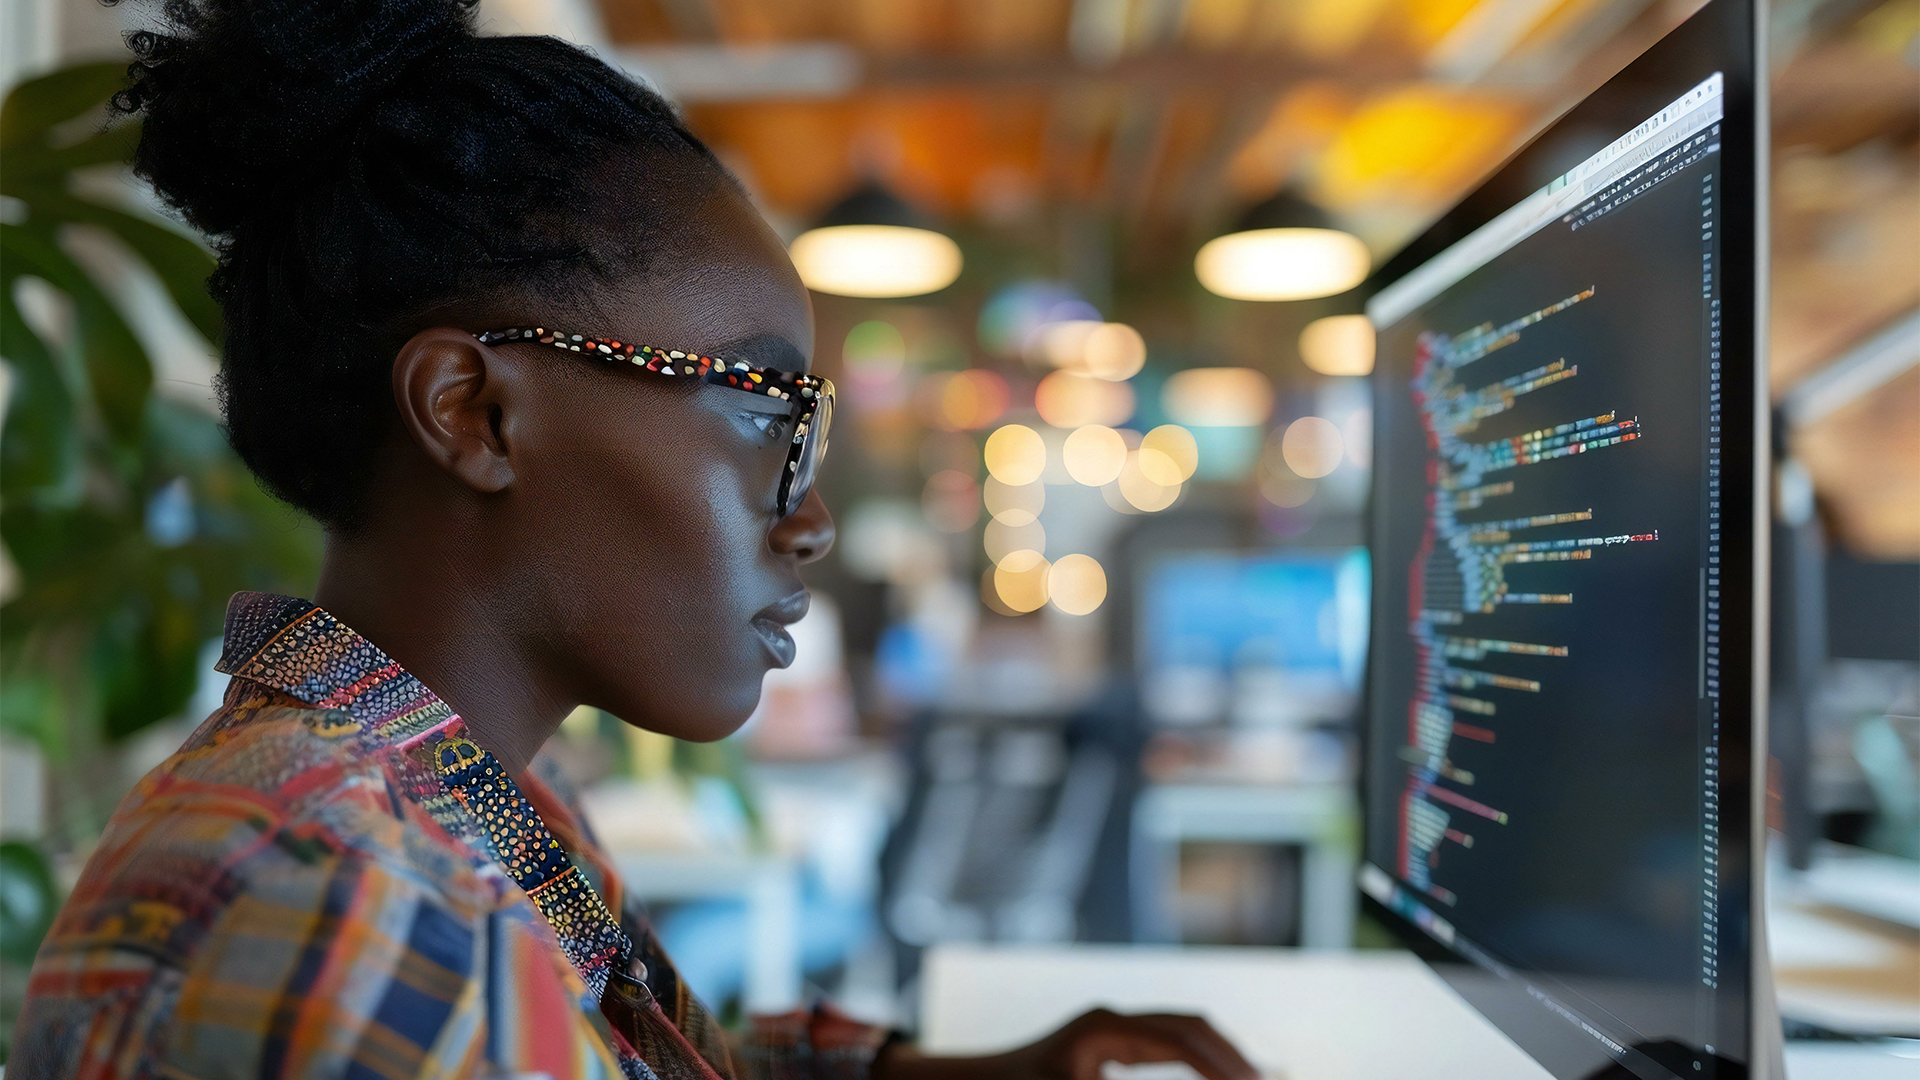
[{"x1": 391, "y1": 327, "x2": 515, "y2": 493}]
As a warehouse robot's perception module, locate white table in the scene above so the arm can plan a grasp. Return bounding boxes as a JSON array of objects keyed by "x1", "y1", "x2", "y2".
[
  {"x1": 919, "y1": 944, "x2": 1916, "y2": 1080},
  {"x1": 921, "y1": 944, "x2": 1550, "y2": 1079}
]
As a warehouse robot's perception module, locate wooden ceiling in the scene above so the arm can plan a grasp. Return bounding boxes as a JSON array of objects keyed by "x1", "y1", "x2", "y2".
[
  {"x1": 598, "y1": 0, "x2": 1703, "y2": 250},
  {"x1": 584, "y1": 0, "x2": 1919, "y2": 556}
]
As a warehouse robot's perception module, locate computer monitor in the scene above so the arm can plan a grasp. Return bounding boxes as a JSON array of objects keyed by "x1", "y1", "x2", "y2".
[
  {"x1": 1138, "y1": 549, "x2": 1369, "y2": 728},
  {"x1": 1359, "y1": 1, "x2": 1776, "y2": 1078}
]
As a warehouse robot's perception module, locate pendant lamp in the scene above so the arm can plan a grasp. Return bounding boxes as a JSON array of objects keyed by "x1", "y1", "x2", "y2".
[
  {"x1": 1194, "y1": 190, "x2": 1371, "y2": 302},
  {"x1": 789, "y1": 182, "x2": 963, "y2": 299}
]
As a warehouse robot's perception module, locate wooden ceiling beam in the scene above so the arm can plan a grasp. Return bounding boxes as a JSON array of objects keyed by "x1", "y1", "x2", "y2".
[
  {"x1": 867, "y1": 48, "x2": 1412, "y2": 93},
  {"x1": 623, "y1": 41, "x2": 1421, "y2": 101}
]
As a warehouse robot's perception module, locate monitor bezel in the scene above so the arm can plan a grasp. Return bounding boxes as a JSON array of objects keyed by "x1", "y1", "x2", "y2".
[{"x1": 1355, "y1": 1, "x2": 1776, "y2": 1076}]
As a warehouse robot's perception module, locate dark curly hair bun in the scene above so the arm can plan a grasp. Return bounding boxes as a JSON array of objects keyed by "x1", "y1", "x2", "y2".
[
  {"x1": 110, "y1": 0, "x2": 730, "y2": 527},
  {"x1": 117, "y1": 0, "x2": 480, "y2": 236}
]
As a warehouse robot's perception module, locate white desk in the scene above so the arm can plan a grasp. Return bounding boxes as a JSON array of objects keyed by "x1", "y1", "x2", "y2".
[
  {"x1": 919, "y1": 945, "x2": 1918, "y2": 1080},
  {"x1": 921, "y1": 945, "x2": 1550, "y2": 1079}
]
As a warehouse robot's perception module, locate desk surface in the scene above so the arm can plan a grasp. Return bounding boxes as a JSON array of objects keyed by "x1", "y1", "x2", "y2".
[
  {"x1": 919, "y1": 945, "x2": 1918, "y2": 1080},
  {"x1": 921, "y1": 945, "x2": 1552, "y2": 1080}
]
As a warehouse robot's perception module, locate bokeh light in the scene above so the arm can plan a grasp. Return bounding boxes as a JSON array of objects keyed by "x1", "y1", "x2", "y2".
[
  {"x1": 1134, "y1": 447, "x2": 1182, "y2": 487},
  {"x1": 984, "y1": 518, "x2": 1047, "y2": 564},
  {"x1": 1081, "y1": 323, "x2": 1147, "y2": 381},
  {"x1": 983, "y1": 424, "x2": 1047, "y2": 485},
  {"x1": 978, "y1": 282, "x2": 1097, "y2": 358},
  {"x1": 1281, "y1": 416, "x2": 1345, "y2": 478},
  {"x1": 1162, "y1": 367, "x2": 1274, "y2": 427},
  {"x1": 1038, "y1": 320, "x2": 1102, "y2": 368},
  {"x1": 1035, "y1": 371, "x2": 1136, "y2": 429},
  {"x1": 1260, "y1": 497, "x2": 1318, "y2": 538},
  {"x1": 843, "y1": 320, "x2": 907, "y2": 377},
  {"x1": 1258, "y1": 438, "x2": 1316, "y2": 507},
  {"x1": 981, "y1": 566, "x2": 1019, "y2": 616},
  {"x1": 1061, "y1": 425, "x2": 1128, "y2": 486},
  {"x1": 1099, "y1": 480, "x2": 1141, "y2": 515},
  {"x1": 1118, "y1": 451, "x2": 1180, "y2": 511},
  {"x1": 1040, "y1": 321, "x2": 1147, "y2": 382},
  {"x1": 920, "y1": 369, "x2": 1011, "y2": 432},
  {"x1": 1047, "y1": 554, "x2": 1108, "y2": 615},
  {"x1": 1139, "y1": 425, "x2": 1199, "y2": 483},
  {"x1": 1298, "y1": 314, "x2": 1376, "y2": 376},
  {"x1": 921, "y1": 470, "x2": 980, "y2": 533},
  {"x1": 983, "y1": 476, "x2": 1046, "y2": 525},
  {"x1": 993, "y1": 549, "x2": 1051, "y2": 613}
]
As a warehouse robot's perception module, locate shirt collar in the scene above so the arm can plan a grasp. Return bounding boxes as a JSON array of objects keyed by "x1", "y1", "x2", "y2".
[
  {"x1": 215, "y1": 591, "x2": 458, "y2": 747},
  {"x1": 218, "y1": 593, "x2": 637, "y2": 999}
]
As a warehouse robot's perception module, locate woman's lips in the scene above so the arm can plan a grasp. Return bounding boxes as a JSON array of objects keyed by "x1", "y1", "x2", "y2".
[{"x1": 751, "y1": 590, "x2": 809, "y2": 668}]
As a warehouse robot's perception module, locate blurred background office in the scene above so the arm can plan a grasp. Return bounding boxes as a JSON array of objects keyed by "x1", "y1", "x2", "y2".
[{"x1": 1, "y1": 0, "x2": 1914, "y2": 1055}]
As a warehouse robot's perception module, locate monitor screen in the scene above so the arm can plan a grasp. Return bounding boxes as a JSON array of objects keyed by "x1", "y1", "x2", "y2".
[
  {"x1": 1360, "y1": 2, "x2": 1766, "y2": 1077},
  {"x1": 1138, "y1": 549, "x2": 1368, "y2": 728}
]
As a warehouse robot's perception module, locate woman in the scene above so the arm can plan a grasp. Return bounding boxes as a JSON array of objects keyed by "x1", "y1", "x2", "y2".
[{"x1": 13, "y1": 2, "x2": 1259, "y2": 1078}]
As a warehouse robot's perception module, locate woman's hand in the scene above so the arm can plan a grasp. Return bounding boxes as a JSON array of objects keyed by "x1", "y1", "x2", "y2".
[{"x1": 874, "y1": 1007, "x2": 1260, "y2": 1080}]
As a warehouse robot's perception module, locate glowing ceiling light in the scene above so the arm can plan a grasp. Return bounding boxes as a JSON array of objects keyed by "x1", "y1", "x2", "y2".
[
  {"x1": 1299, "y1": 314, "x2": 1376, "y2": 376},
  {"x1": 789, "y1": 183, "x2": 963, "y2": 298},
  {"x1": 1195, "y1": 190, "x2": 1370, "y2": 301},
  {"x1": 791, "y1": 226, "x2": 963, "y2": 298}
]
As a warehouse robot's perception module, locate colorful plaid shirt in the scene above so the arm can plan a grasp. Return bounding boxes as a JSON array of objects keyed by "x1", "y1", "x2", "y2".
[{"x1": 14, "y1": 593, "x2": 889, "y2": 1079}]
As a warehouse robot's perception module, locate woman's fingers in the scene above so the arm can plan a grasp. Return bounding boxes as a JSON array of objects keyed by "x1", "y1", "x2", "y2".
[
  {"x1": 1134, "y1": 1014, "x2": 1261, "y2": 1080},
  {"x1": 1060, "y1": 1011, "x2": 1260, "y2": 1080}
]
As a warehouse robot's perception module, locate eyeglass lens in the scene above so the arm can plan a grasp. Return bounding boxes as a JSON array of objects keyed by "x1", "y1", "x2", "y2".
[{"x1": 785, "y1": 392, "x2": 832, "y2": 515}]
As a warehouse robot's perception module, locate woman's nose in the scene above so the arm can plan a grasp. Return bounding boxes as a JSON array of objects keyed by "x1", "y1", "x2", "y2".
[{"x1": 769, "y1": 487, "x2": 834, "y2": 564}]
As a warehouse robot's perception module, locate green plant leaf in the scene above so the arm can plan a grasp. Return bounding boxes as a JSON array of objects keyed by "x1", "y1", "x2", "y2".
[
  {"x1": 93, "y1": 583, "x2": 203, "y2": 742},
  {"x1": 45, "y1": 194, "x2": 220, "y2": 344},
  {"x1": 0, "y1": 61, "x2": 125, "y2": 150},
  {"x1": 0, "y1": 671, "x2": 65, "y2": 760},
  {"x1": 0, "y1": 123, "x2": 142, "y2": 191},
  {"x1": 0, "y1": 271, "x2": 82, "y2": 499},
  {"x1": 0, "y1": 223, "x2": 154, "y2": 446}
]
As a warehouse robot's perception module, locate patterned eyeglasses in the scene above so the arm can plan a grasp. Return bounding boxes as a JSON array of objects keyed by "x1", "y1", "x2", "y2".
[{"x1": 475, "y1": 326, "x2": 834, "y2": 517}]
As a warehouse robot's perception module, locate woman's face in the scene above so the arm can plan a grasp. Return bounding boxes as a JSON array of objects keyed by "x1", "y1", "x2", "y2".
[{"x1": 485, "y1": 184, "x2": 832, "y2": 741}]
